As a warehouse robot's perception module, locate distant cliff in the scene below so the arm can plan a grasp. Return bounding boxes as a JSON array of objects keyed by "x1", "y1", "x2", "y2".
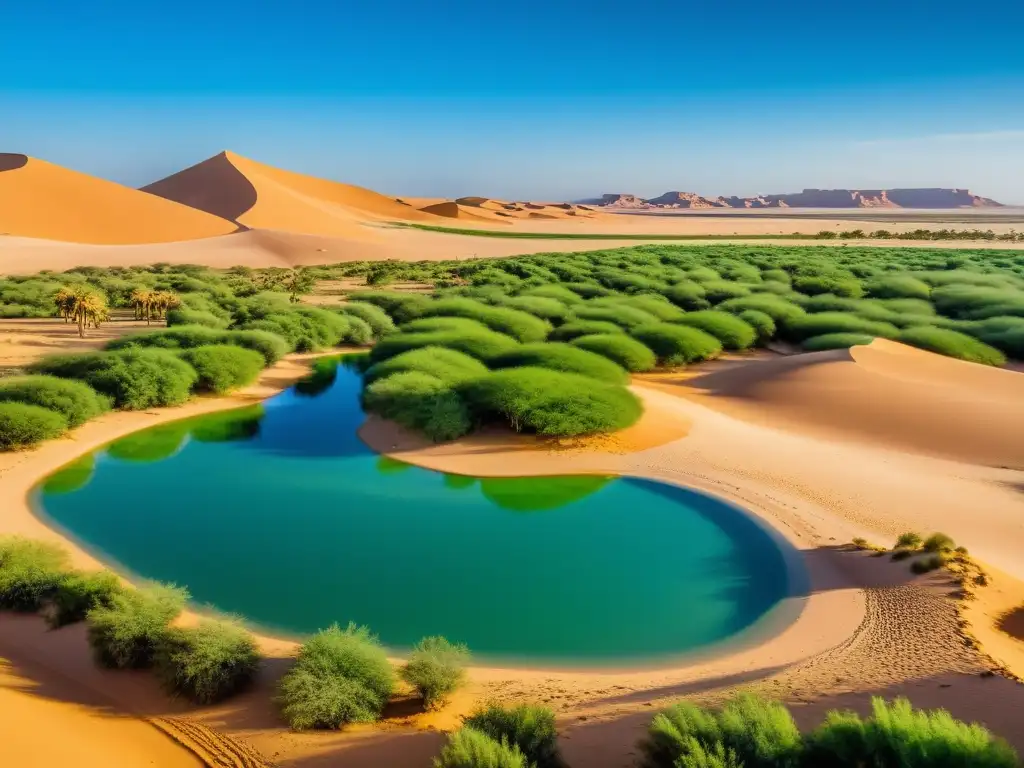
[{"x1": 580, "y1": 188, "x2": 1003, "y2": 209}]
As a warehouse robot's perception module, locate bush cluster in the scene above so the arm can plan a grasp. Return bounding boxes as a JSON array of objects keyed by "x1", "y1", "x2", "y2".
[
  {"x1": 87, "y1": 583, "x2": 189, "y2": 669},
  {"x1": 362, "y1": 371, "x2": 472, "y2": 442},
  {"x1": 463, "y1": 703, "x2": 566, "y2": 768},
  {"x1": 154, "y1": 619, "x2": 261, "y2": 704},
  {"x1": 570, "y1": 334, "x2": 657, "y2": 372},
  {"x1": 630, "y1": 324, "x2": 723, "y2": 366},
  {"x1": 490, "y1": 343, "x2": 629, "y2": 384},
  {"x1": 179, "y1": 345, "x2": 266, "y2": 394},
  {"x1": 0, "y1": 402, "x2": 69, "y2": 450},
  {"x1": 0, "y1": 375, "x2": 110, "y2": 427}
]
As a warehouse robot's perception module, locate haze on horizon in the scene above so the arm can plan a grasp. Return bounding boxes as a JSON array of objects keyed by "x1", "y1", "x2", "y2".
[{"x1": 2, "y1": 1, "x2": 1023, "y2": 205}]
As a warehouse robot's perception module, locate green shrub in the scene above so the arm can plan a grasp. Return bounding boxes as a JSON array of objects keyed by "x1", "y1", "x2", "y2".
[
  {"x1": 0, "y1": 375, "x2": 110, "y2": 427},
  {"x1": 638, "y1": 694, "x2": 801, "y2": 768},
  {"x1": 369, "y1": 329, "x2": 519, "y2": 365},
  {"x1": 518, "y1": 284, "x2": 585, "y2": 305},
  {"x1": 86, "y1": 583, "x2": 188, "y2": 669},
  {"x1": 341, "y1": 315, "x2": 375, "y2": 345},
  {"x1": 897, "y1": 327, "x2": 1006, "y2": 366},
  {"x1": 595, "y1": 294, "x2": 686, "y2": 321},
  {"x1": 348, "y1": 291, "x2": 430, "y2": 323},
  {"x1": 45, "y1": 570, "x2": 123, "y2": 628},
  {"x1": 225, "y1": 329, "x2": 291, "y2": 365},
  {"x1": 401, "y1": 636, "x2": 470, "y2": 710},
  {"x1": 911, "y1": 554, "x2": 946, "y2": 574},
  {"x1": 179, "y1": 345, "x2": 265, "y2": 394},
  {"x1": 166, "y1": 308, "x2": 230, "y2": 328},
  {"x1": 31, "y1": 349, "x2": 198, "y2": 410},
  {"x1": 676, "y1": 311, "x2": 757, "y2": 350},
  {"x1": 717, "y1": 296, "x2": 806, "y2": 325},
  {"x1": 630, "y1": 324, "x2": 722, "y2": 366},
  {"x1": 570, "y1": 334, "x2": 657, "y2": 372},
  {"x1": 805, "y1": 697, "x2": 1018, "y2": 768},
  {"x1": 701, "y1": 280, "x2": 753, "y2": 304},
  {"x1": 277, "y1": 623, "x2": 396, "y2": 729},
  {"x1": 464, "y1": 703, "x2": 565, "y2": 768},
  {"x1": 434, "y1": 728, "x2": 528, "y2": 768},
  {"x1": 499, "y1": 296, "x2": 572, "y2": 324},
  {"x1": 562, "y1": 281, "x2": 613, "y2": 299},
  {"x1": 339, "y1": 301, "x2": 396, "y2": 337},
  {"x1": 365, "y1": 347, "x2": 488, "y2": 386},
  {"x1": 418, "y1": 298, "x2": 551, "y2": 342},
  {"x1": 896, "y1": 532, "x2": 923, "y2": 549},
  {"x1": 0, "y1": 537, "x2": 69, "y2": 611},
  {"x1": 548, "y1": 320, "x2": 625, "y2": 342},
  {"x1": 362, "y1": 372, "x2": 472, "y2": 442},
  {"x1": 573, "y1": 304, "x2": 660, "y2": 329},
  {"x1": 490, "y1": 343, "x2": 628, "y2": 384},
  {"x1": 0, "y1": 401, "x2": 69, "y2": 449},
  {"x1": 154, "y1": 619, "x2": 260, "y2": 704},
  {"x1": 402, "y1": 317, "x2": 495, "y2": 335},
  {"x1": 784, "y1": 313, "x2": 899, "y2": 342},
  {"x1": 736, "y1": 310, "x2": 776, "y2": 345},
  {"x1": 665, "y1": 282, "x2": 711, "y2": 311},
  {"x1": 865, "y1": 275, "x2": 932, "y2": 300},
  {"x1": 106, "y1": 325, "x2": 225, "y2": 351},
  {"x1": 923, "y1": 532, "x2": 956, "y2": 552},
  {"x1": 460, "y1": 367, "x2": 641, "y2": 437},
  {"x1": 245, "y1": 306, "x2": 350, "y2": 352},
  {"x1": 793, "y1": 275, "x2": 864, "y2": 298},
  {"x1": 801, "y1": 333, "x2": 875, "y2": 351}
]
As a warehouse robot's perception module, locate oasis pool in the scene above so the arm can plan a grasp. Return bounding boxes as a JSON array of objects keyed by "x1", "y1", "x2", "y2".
[{"x1": 33, "y1": 358, "x2": 800, "y2": 665}]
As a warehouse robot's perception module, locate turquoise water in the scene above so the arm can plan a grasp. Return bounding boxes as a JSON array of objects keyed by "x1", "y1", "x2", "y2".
[{"x1": 33, "y1": 358, "x2": 799, "y2": 665}]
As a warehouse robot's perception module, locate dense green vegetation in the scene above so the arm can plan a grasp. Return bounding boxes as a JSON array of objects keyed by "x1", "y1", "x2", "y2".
[
  {"x1": 154, "y1": 618, "x2": 261, "y2": 704},
  {"x1": 434, "y1": 728, "x2": 529, "y2": 768},
  {"x1": 639, "y1": 694, "x2": 1018, "y2": 768},
  {"x1": 0, "y1": 402, "x2": 69, "y2": 449},
  {"x1": 0, "y1": 376, "x2": 110, "y2": 427},
  {"x1": 277, "y1": 623, "x2": 397, "y2": 729},
  {"x1": 3, "y1": 243, "x2": 1023, "y2": 447},
  {"x1": 400, "y1": 635, "x2": 470, "y2": 710},
  {"x1": 463, "y1": 703, "x2": 566, "y2": 768},
  {"x1": 87, "y1": 583, "x2": 189, "y2": 669}
]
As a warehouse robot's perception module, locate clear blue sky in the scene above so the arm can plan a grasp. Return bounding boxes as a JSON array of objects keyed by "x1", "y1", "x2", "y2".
[{"x1": 3, "y1": 1, "x2": 1023, "y2": 203}]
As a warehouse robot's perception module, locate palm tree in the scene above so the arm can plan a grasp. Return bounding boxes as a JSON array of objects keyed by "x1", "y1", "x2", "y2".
[
  {"x1": 129, "y1": 288, "x2": 154, "y2": 322},
  {"x1": 60, "y1": 287, "x2": 108, "y2": 338}
]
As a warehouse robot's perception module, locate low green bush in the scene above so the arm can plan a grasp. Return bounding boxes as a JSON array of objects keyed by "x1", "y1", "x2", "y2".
[
  {"x1": 434, "y1": 728, "x2": 528, "y2": 768},
  {"x1": 664, "y1": 281, "x2": 711, "y2": 311},
  {"x1": 368, "y1": 329, "x2": 519, "y2": 365},
  {"x1": 464, "y1": 703, "x2": 565, "y2": 768},
  {"x1": 339, "y1": 301, "x2": 396, "y2": 337},
  {"x1": 87, "y1": 583, "x2": 189, "y2": 669},
  {"x1": 638, "y1": 694, "x2": 801, "y2": 768},
  {"x1": 349, "y1": 291, "x2": 430, "y2": 324},
  {"x1": 518, "y1": 284, "x2": 585, "y2": 304},
  {"x1": 489, "y1": 343, "x2": 628, "y2": 384},
  {"x1": 717, "y1": 296, "x2": 806, "y2": 325},
  {"x1": 784, "y1": 313, "x2": 899, "y2": 342},
  {"x1": 897, "y1": 326, "x2": 1007, "y2": 366},
  {"x1": 364, "y1": 347, "x2": 489, "y2": 387},
  {"x1": 179, "y1": 345, "x2": 266, "y2": 394},
  {"x1": 106, "y1": 325, "x2": 225, "y2": 351},
  {"x1": 154, "y1": 619, "x2": 261, "y2": 704},
  {"x1": 0, "y1": 537, "x2": 69, "y2": 611},
  {"x1": 45, "y1": 570, "x2": 123, "y2": 628},
  {"x1": 401, "y1": 317, "x2": 495, "y2": 335},
  {"x1": 362, "y1": 371, "x2": 472, "y2": 442},
  {"x1": 401, "y1": 636, "x2": 470, "y2": 710},
  {"x1": 805, "y1": 697, "x2": 1018, "y2": 768},
  {"x1": 166, "y1": 308, "x2": 231, "y2": 328},
  {"x1": 418, "y1": 298, "x2": 551, "y2": 342},
  {"x1": 0, "y1": 375, "x2": 110, "y2": 427},
  {"x1": 594, "y1": 294, "x2": 686, "y2": 322},
  {"x1": 225, "y1": 329, "x2": 291, "y2": 365},
  {"x1": 460, "y1": 367, "x2": 641, "y2": 437},
  {"x1": 701, "y1": 280, "x2": 753, "y2": 303},
  {"x1": 630, "y1": 324, "x2": 722, "y2": 366},
  {"x1": 341, "y1": 314, "x2": 374, "y2": 345},
  {"x1": 895, "y1": 532, "x2": 923, "y2": 549},
  {"x1": 548, "y1": 320, "x2": 625, "y2": 342},
  {"x1": 570, "y1": 334, "x2": 657, "y2": 372},
  {"x1": 277, "y1": 623, "x2": 396, "y2": 729},
  {"x1": 865, "y1": 275, "x2": 932, "y2": 300},
  {"x1": 499, "y1": 296, "x2": 572, "y2": 324},
  {"x1": 923, "y1": 532, "x2": 956, "y2": 552},
  {"x1": 911, "y1": 554, "x2": 946, "y2": 574},
  {"x1": 31, "y1": 349, "x2": 198, "y2": 410},
  {"x1": 572, "y1": 304, "x2": 660, "y2": 329},
  {"x1": 737, "y1": 310, "x2": 776, "y2": 345},
  {"x1": 241, "y1": 307, "x2": 350, "y2": 352},
  {"x1": 676, "y1": 310, "x2": 757, "y2": 350},
  {"x1": 0, "y1": 401, "x2": 69, "y2": 450},
  {"x1": 801, "y1": 333, "x2": 875, "y2": 351}
]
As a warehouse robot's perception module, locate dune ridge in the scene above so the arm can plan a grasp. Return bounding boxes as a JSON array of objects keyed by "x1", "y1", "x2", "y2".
[
  {"x1": 142, "y1": 151, "x2": 441, "y2": 239},
  {"x1": 0, "y1": 153, "x2": 237, "y2": 245},
  {"x1": 680, "y1": 339, "x2": 1024, "y2": 468}
]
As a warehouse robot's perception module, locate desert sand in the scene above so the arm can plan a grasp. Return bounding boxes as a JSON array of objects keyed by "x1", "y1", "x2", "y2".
[
  {"x1": 0, "y1": 153, "x2": 236, "y2": 245},
  {"x1": 2, "y1": 339, "x2": 1024, "y2": 766}
]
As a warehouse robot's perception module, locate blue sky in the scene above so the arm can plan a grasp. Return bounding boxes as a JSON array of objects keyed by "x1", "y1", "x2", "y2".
[{"x1": 3, "y1": 1, "x2": 1023, "y2": 202}]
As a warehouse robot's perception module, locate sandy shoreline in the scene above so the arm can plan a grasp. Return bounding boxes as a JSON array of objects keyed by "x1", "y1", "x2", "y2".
[{"x1": 3, "y1": 345, "x2": 1024, "y2": 766}]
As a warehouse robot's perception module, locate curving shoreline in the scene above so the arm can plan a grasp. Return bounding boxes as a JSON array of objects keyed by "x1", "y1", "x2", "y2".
[{"x1": 4, "y1": 350, "x2": 1024, "y2": 766}]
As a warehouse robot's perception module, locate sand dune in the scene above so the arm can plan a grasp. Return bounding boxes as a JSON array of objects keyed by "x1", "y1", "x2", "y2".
[
  {"x1": 418, "y1": 200, "x2": 509, "y2": 223},
  {"x1": 0, "y1": 154, "x2": 236, "y2": 245},
  {"x1": 142, "y1": 151, "x2": 440, "y2": 239},
  {"x1": 679, "y1": 339, "x2": 1024, "y2": 468}
]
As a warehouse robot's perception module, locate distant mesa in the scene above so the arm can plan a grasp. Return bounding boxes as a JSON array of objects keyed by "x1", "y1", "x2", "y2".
[
  {"x1": 0, "y1": 153, "x2": 237, "y2": 244},
  {"x1": 581, "y1": 188, "x2": 1003, "y2": 209}
]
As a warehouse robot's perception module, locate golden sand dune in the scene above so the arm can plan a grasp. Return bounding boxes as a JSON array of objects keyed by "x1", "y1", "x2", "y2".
[
  {"x1": 418, "y1": 200, "x2": 509, "y2": 223},
  {"x1": 0, "y1": 153, "x2": 236, "y2": 245},
  {"x1": 682, "y1": 339, "x2": 1024, "y2": 468},
  {"x1": 142, "y1": 151, "x2": 440, "y2": 239}
]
